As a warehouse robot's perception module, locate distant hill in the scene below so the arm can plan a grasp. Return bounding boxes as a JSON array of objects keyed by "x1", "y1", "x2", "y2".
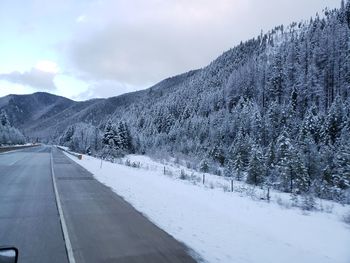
[{"x1": 0, "y1": 70, "x2": 195, "y2": 140}]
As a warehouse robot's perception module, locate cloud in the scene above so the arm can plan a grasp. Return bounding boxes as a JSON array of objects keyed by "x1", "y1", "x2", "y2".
[
  {"x1": 0, "y1": 68, "x2": 57, "y2": 91},
  {"x1": 0, "y1": 81, "x2": 37, "y2": 98},
  {"x1": 74, "y1": 80, "x2": 140, "y2": 101},
  {"x1": 66, "y1": 0, "x2": 244, "y2": 86},
  {"x1": 35, "y1": 60, "x2": 60, "y2": 74},
  {"x1": 76, "y1": 14, "x2": 87, "y2": 23},
  {"x1": 65, "y1": 0, "x2": 339, "y2": 89}
]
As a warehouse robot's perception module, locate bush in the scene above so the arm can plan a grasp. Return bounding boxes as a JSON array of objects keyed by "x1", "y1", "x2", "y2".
[
  {"x1": 343, "y1": 211, "x2": 350, "y2": 225},
  {"x1": 301, "y1": 194, "x2": 316, "y2": 211},
  {"x1": 131, "y1": 161, "x2": 140, "y2": 168},
  {"x1": 180, "y1": 169, "x2": 190, "y2": 180}
]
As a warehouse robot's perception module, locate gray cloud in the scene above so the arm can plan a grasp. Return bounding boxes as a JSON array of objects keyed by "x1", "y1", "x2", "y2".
[
  {"x1": 66, "y1": 0, "x2": 339, "y2": 90},
  {"x1": 0, "y1": 68, "x2": 57, "y2": 91},
  {"x1": 67, "y1": 0, "x2": 243, "y2": 86},
  {"x1": 74, "y1": 80, "x2": 140, "y2": 101}
]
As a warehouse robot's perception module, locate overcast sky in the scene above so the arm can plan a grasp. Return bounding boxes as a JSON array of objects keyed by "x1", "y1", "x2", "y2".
[{"x1": 0, "y1": 0, "x2": 340, "y2": 101}]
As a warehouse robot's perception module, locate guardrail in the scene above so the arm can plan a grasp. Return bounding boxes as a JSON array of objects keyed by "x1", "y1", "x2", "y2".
[
  {"x1": 56, "y1": 146, "x2": 83, "y2": 160},
  {"x1": 0, "y1": 144, "x2": 40, "y2": 153}
]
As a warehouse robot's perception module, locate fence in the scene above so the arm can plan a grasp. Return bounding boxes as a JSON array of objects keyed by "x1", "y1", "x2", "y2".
[
  {"x1": 56, "y1": 146, "x2": 83, "y2": 160},
  {"x1": 0, "y1": 144, "x2": 40, "y2": 153}
]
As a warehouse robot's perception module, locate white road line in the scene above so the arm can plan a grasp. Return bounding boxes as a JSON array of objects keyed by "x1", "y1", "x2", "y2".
[
  {"x1": 9, "y1": 160, "x2": 21, "y2": 166},
  {"x1": 50, "y1": 147, "x2": 76, "y2": 263},
  {"x1": 0, "y1": 149, "x2": 22, "y2": 155}
]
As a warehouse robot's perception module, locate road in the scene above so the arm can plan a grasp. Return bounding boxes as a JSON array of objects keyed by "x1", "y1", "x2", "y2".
[{"x1": 0, "y1": 146, "x2": 197, "y2": 263}]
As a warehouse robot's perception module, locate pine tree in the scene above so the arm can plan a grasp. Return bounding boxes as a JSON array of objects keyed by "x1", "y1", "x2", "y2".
[
  {"x1": 333, "y1": 140, "x2": 350, "y2": 190},
  {"x1": 0, "y1": 110, "x2": 10, "y2": 127},
  {"x1": 346, "y1": 0, "x2": 350, "y2": 28},
  {"x1": 276, "y1": 131, "x2": 294, "y2": 192},
  {"x1": 268, "y1": 53, "x2": 284, "y2": 104},
  {"x1": 224, "y1": 158, "x2": 235, "y2": 177},
  {"x1": 247, "y1": 146, "x2": 265, "y2": 186},
  {"x1": 115, "y1": 121, "x2": 133, "y2": 153},
  {"x1": 290, "y1": 149, "x2": 310, "y2": 194},
  {"x1": 102, "y1": 120, "x2": 116, "y2": 148},
  {"x1": 209, "y1": 144, "x2": 225, "y2": 166},
  {"x1": 322, "y1": 96, "x2": 344, "y2": 144},
  {"x1": 233, "y1": 151, "x2": 244, "y2": 181},
  {"x1": 199, "y1": 159, "x2": 209, "y2": 173},
  {"x1": 291, "y1": 86, "x2": 298, "y2": 112}
]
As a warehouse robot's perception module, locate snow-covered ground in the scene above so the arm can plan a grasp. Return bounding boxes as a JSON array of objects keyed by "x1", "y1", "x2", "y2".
[
  {"x1": 0, "y1": 143, "x2": 35, "y2": 148},
  {"x1": 64, "y1": 152, "x2": 350, "y2": 263}
]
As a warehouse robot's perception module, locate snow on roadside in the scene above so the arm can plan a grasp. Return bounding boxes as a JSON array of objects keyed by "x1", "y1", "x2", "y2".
[
  {"x1": 0, "y1": 143, "x2": 35, "y2": 148},
  {"x1": 65, "y1": 152, "x2": 350, "y2": 263}
]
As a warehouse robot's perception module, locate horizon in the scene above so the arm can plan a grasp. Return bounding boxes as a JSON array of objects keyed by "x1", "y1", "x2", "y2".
[{"x1": 0, "y1": 0, "x2": 341, "y2": 101}]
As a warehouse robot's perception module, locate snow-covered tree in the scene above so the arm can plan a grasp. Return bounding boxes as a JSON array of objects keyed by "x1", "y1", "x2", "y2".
[
  {"x1": 0, "y1": 109, "x2": 26, "y2": 145},
  {"x1": 247, "y1": 146, "x2": 265, "y2": 186}
]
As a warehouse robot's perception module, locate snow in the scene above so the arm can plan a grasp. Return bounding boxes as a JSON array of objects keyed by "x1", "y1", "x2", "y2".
[
  {"x1": 65, "y1": 152, "x2": 350, "y2": 263},
  {"x1": 0, "y1": 143, "x2": 35, "y2": 148}
]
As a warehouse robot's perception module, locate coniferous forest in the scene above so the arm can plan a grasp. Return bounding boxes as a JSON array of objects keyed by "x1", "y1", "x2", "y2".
[{"x1": 95, "y1": 2, "x2": 350, "y2": 204}]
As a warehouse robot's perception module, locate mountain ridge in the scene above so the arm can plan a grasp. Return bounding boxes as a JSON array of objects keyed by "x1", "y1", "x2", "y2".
[{"x1": 0, "y1": 68, "x2": 198, "y2": 140}]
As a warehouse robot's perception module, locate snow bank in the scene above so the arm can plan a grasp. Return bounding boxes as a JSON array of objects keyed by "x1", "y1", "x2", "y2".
[{"x1": 65, "y1": 152, "x2": 350, "y2": 263}]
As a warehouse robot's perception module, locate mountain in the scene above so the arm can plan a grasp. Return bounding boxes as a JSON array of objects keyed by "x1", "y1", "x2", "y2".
[
  {"x1": 1, "y1": 1, "x2": 350, "y2": 203},
  {"x1": 0, "y1": 70, "x2": 196, "y2": 140}
]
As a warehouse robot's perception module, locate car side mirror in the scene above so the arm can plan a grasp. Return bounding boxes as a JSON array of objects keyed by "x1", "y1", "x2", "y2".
[{"x1": 0, "y1": 247, "x2": 18, "y2": 263}]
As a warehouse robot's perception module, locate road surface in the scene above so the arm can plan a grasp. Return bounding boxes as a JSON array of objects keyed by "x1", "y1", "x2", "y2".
[{"x1": 0, "y1": 146, "x2": 197, "y2": 263}]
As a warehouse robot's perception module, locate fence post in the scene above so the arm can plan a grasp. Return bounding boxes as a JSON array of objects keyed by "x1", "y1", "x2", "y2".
[
  {"x1": 100, "y1": 159, "x2": 103, "y2": 169},
  {"x1": 163, "y1": 166, "x2": 166, "y2": 175},
  {"x1": 231, "y1": 179, "x2": 233, "y2": 192},
  {"x1": 267, "y1": 187, "x2": 270, "y2": 202},
  {"x1": 202, "y1": 174, "x2": 205, "y2": 184}
]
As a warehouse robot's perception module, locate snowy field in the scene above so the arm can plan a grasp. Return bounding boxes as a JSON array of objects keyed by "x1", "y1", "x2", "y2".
[{"x1": 64, "y1": 151, "x2": 350, "y2": 263}]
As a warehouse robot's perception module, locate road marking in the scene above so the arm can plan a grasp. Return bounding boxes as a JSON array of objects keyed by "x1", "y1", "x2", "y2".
[
  {"x1": 9, "y1": 159, "x2": 20, "y2": 166},
  {"x1": 50, "y1": 148, "x2": 76, "y2": 263}
]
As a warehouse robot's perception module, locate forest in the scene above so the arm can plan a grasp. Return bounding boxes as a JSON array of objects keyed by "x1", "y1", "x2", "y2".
[{"x1": 56, "y1": 1, "x2": 350, "y2": 204}]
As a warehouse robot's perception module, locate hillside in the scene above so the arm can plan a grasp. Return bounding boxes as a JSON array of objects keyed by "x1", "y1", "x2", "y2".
[{"x1": 0, "y1": 70, "x2": 195, "y2": 140}]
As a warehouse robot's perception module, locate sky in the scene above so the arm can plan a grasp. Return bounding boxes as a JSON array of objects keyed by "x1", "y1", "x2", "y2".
[{"x1": 0, "y1": 0, "x2": 340, "y2": 101}]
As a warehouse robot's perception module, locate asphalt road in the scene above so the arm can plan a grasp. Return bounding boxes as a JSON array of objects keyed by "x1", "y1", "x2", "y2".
[{"x1": 0, "y1": 146, "x2": 197, "y2": 263}]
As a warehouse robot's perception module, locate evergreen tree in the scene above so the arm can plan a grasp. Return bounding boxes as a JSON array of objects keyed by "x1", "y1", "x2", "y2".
[
  {"x1": 116, "y1": 121, "x2": 133, "y2": 153},
  {"x1": 322, "y1": 97, "x2": 344, "y2": 144},
  {"x1": 209, "y1": 144, "x2": 225, "y2": 166},
  {"x1": 247, "y1": 146, "x2": 265, "y2": 186},
  {"x1": 224, "y1": 158, "x2": 236, "y2": 177},
  {"x1": 333, "y1": 138, "x2": 350, "y2": 190},
  {"x1": 0, "y1": 110, "x2": 10, "y2": 127},
  {"x1": 103, "y1": 120, "x2": 117, "y2": 148},
  {"x1": 268, "y1": 53, "x2": 284, "y2": 104},
  {"x1": 346, "y1": 0, "x2": 350, "y2": 28},
  {"x1": 233, "y1": 151, "x2": 245, "y2": 181},
  {"x1": 290, "y1": 149, "x2": 310, "y2": 194},
  {"x1": 199, "y1": 159, "x2": 209, "y2": 173},
  {"x1": 276, "y1": 131, "x2": 294, "y2": 192}
]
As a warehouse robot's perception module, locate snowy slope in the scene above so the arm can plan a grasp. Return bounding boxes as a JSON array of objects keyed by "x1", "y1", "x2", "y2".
[{"x1": 65, "y1": 152, "x2": 350, "y2": 263}]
